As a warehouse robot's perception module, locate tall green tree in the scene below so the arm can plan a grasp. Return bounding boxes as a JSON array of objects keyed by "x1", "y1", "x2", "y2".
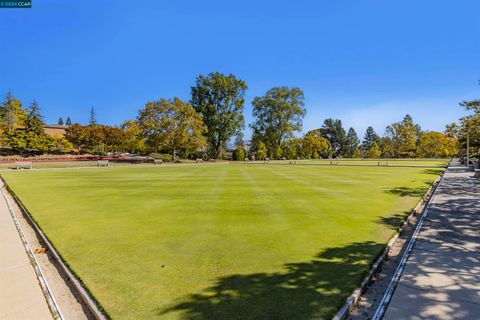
[
  {"x1": 0, "y1": 91, "x2": 26, "y2": 132},
  {"x1": 137, "y1": 98, "x2": 207, "y2": 161},
  {"x1": 25, "y1": 100, "x2": 45, "y2": 135},
  {"x1": 361, "y1": 126, "x2": 380, "y2": 151},
  {"x1": 58, "y1": 117, "x2": 64, "y2": 125},
  {"x1": 385, "y1": 114, "x2": 421, "y2": 157},
  {"x1": 345, "y1": 127, "x2": 360, "y2": 158},
  {"x1": 190, "y1": 72, "x2": 247, "y2": 159},
  {"x1": 65, "y1": 116, "x2": 72, "y2": 126},
  {"x1": 319, "y1": 118, "x2": 346, "y2": 157},
  {"x1": 250, "y1": 87, "x2": 306, "y2": 158}
]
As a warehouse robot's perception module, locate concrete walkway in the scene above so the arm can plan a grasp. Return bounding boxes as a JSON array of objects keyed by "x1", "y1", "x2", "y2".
[
  {"x1": 384, "y1": 164, "x2": 480, "y2": 319},
  {"x1": 0, "y1": 186, "x2": 52, "y2": 319}
]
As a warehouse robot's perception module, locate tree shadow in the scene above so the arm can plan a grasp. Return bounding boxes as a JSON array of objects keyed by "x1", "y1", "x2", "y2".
[
  {"x1": 422, "y1": 168, "x2": 445, "y2": 175},
  {"x1": 377, "y1": 212, "x2": 411, "y2": 231},
  {"x1": 384, "y1": 180, "x2": 434, "y2": 197},
  {"x1": 156, "y1": 242, "x2": 385, "y2": 320}
]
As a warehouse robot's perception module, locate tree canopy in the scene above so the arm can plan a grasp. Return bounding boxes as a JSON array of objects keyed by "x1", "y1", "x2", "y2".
[
  {"x1": 137, "y1": 98, "x2": 207, "y2": 160},
  {"x1": 190, "y1": 72, "x2": 247, "y2": 159},
  {"x1": 250, "y1": 87, "x2": 306, "y2": 158},
  {"x1": 319, "y1": 118, "x2": 346, "y2": 157}
]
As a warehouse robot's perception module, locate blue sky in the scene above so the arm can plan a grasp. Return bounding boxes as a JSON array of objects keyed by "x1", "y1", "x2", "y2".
[{"x1": 1, "y1": 0, "x2": 479, "y2": 139}]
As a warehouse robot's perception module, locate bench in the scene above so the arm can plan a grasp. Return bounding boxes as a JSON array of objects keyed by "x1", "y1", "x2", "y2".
[
  {"x1": 154, "y1": 159, "x2": 164, "y2": 165},
  {"x1": 15, "y1": 162, "x2": 32, "y2": 170},
  {"x1": 97, "y1": 160, "x2": 109, "y2": 167},
  {"x1": 264, "y1": 158, "x2": 270, "y2": 163},
  {"x1": 196, "y1": 158, "x2": 204, "y2": 163},
  {"x1": 289, "y1": 160, "x2": 297, "y2": 165}
]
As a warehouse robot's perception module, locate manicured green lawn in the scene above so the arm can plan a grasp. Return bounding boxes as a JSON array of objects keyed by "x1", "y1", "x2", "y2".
[{"x1": 2, "y1": 164, "x2": 444, "y2": 319}]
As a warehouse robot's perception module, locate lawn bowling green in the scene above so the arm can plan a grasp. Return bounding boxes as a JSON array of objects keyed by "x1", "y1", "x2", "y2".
[{"x1": 1, "y1": 162, "x2": 447, "y2": 319}]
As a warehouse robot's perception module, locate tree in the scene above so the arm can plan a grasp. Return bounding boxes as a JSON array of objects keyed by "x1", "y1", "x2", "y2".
[
  {"x1": 51, "y1": 134, "x2": 73, "y2": 152},
  {"x1": 65, "y1": 116, "x2": 72, "y2": 126},
  {"x1": 65, "y1": 124, "x2": 89, "y2": 151},
  {"x1": 379, "y1": 137, "x2": 395, "y2": 158},
  {"x1": 417, "y1": 131, "x2": 458, "y2": 158},
  {"x1": 137, "y1": 98, "x2": 207, "y2": 161},
  {"x1": 89, "y1": 106, "x2": 97, "y2": 126},
  {"x1": 58, "y1": 117, "x2": 64, "y2": 125},
  {"x1": 234, "y1": 132, "x2": 245, "y2": 148},
  {"x1": 319, "y1": 118, "x2": 346, "y2": 157},
  {"x1": 250, "y1": 87, "x2": 306, "y2": 158},
  {"x1": 191, "y1": 72, "x2": 247, "y2": 159},
  {"x1": 458, "y1": 90, "x2": 480, "y2": 153},
  {"x1": 385, "y1": 114, "x2": 421, "y2": 157},
  {"x1": 256, "y1": 141, "x2": 267, "y2": 160},
  {"x1": 281, "y1": 139, "x2": 299, "y2": 160},
  {"x1": 345, "y1": 127, "x2": 360, "y2": 158},
  {"x1": 444, "y1": 123, "x2": 459, "y2": 138},
  {"x1": 366, "y1": 141, "x2": 381, "y2": 158},
  {"x1": 103, "y1": 126, "x2": 126, "y2": 152},
  {"x1": 0, "y1": 91, "x2": 26, "y2": 132},
  {"x1": 301, "y1": 130, "x2": 330, "y2": 159},
  {"x1": 25, "y1": 100, "x2": 45, "y2": 135},
  {"x1": 121, "y1": 120, "x2": 146, "y2": 154},
  {"x1": 362, "y1": 126, "x2": 380, "y2": 151},
  {"x1": 232, "y1": 146, "x2": 246, "y2": 161}
]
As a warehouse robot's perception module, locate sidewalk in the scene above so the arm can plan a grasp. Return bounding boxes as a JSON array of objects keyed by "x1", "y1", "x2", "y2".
[
  {"x1": 384, "y1": 165, "x2": 480, "y2": 319},
  {"x1": 0, "y1": 185, "x2": 52, "y2": 319}
]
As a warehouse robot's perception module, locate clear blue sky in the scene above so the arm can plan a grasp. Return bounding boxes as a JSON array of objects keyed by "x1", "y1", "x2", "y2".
[{"x1": 1, "y1": 0, "x2": 479, "y2": 139}]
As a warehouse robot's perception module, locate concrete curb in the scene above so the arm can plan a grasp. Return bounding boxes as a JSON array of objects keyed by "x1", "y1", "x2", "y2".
[
  {"x1": 0, "y1": 184, "x2": 64, "y2": 320},
  {"x1": 332, "y1": 173, "x2": 443, "y2": 320},
  {"x1": 0, "y1": 175, "x2": 109, "y2": 320}
]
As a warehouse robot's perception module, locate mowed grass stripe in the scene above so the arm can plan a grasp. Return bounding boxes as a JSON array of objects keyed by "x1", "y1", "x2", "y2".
[{"x1": 1, "y1": 163, "x2": 446, "y2": 319}]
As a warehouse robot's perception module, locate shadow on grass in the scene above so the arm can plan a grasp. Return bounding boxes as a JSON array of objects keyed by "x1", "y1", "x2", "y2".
[
  {"x1": 422, "y1": 168, "x2": 445, "y2": 176},
  {"x1": 384, "y1": 179, "x2": 436, "y2": 197},
  {"x1": 156, "y1": 242, "x2": 385, "y2": 320},
  {"x1": 385, "y1": 185, "x2": 429, "y2": 197},
  {"x1": 377, "y1": 212, "x2": 410, "y2": 231}
]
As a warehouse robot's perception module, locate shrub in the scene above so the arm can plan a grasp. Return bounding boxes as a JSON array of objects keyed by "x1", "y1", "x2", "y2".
[{"x1": 232, "y1": 147, "x2": 246, "y2": 161}]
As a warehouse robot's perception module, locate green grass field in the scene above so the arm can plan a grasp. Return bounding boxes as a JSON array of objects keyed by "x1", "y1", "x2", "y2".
[{"x1": 1, "y1": 163, "x2": 446, "y2": 319}]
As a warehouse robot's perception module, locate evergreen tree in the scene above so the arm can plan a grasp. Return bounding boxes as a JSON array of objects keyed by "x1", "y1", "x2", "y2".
[
  {"x1": 0, "y1": 91, "x2": 26, "y2": 131},
  {"x1": 89, "y1": 106, "x2": 97, "y2": 126},
  {"x1": 25, "y1": 100, "x2": 45, "y2": 135},
  {"x1": 345, "y1": 127, "x2": 360, "y2": 158},
  {"x1": 362, "y1": 126, "x2": 380, "y2": 150},
  {"x1": 66, "y1": 116, "x2": 72, "y2": 126},
  {"x1": 58, "y1": 117, "x2": 64, "y2": 125},
  {"x1": 319, "y1": 118, "x2": 346, "y2": 157}
]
